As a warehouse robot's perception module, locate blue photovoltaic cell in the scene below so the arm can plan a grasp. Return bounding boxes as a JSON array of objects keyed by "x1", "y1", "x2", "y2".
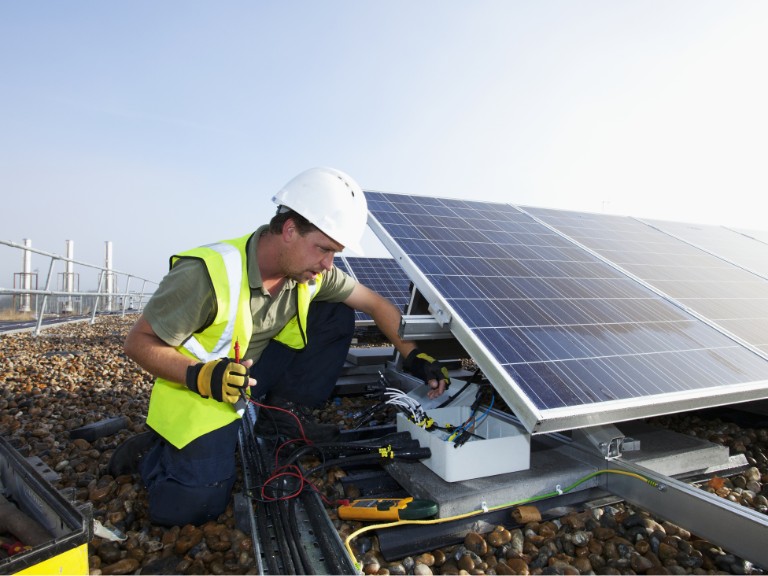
[
  {"x1": 525, "y1": 208, "x2": 768, "y2": 355},
  {"x1": 346, "y1": 257, "x2": 411, "y2": 322},
  {"x1": 642, "y1": 219, "x2": 768, "y2": 280},
  {"x1": 333, "y1": 256, "x2": 365, "y2": 322},
  {"x1": 335, "y1": 256, "x2": 412, "y2": 324},
  {"x1": 366, "y1": 191, "x2": 768, "y2": 430},
  {"x1": 333, "y1": 256, "x2": 351, "y2": 276}
]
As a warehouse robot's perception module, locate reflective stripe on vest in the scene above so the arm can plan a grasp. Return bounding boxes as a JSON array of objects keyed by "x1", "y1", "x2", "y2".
[
  {"x1": 146, "y1": 234, "x2": 253, "y2": 449},
  {"x1": 181, "y1": 241, "x2": 243, "y2": 361}
]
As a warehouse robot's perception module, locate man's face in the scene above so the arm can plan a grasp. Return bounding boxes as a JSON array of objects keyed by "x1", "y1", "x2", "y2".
[{"x1": 284, "y1": 229, "x2": 343, "y2": 283}]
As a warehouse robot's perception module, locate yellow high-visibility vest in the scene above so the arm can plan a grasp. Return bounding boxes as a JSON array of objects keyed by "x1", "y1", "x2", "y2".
[{"x1": 146, "y1": 233, "x2": 323, "y2": 449}]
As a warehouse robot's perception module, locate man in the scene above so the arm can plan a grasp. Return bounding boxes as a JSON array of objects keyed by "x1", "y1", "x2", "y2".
[{"x1": 114, "y1": 167, "x2": 450, "y2": 527}]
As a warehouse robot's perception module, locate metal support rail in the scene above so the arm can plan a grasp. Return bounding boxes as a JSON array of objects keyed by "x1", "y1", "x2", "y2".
[
  {"x1": 564, "y1": 433, "x2": 768, "y2": 569},
  {"x1": 604, "y1": 458, "x2": 768, "y2": 569}
]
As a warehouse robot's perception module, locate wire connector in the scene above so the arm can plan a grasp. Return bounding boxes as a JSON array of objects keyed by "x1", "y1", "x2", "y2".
[
  {"x1": 378, "y1": 446, "x2": 394, "y2": 459},
  {"x1": 416, "y1": 417, "x2": 434, "y2": 429}
]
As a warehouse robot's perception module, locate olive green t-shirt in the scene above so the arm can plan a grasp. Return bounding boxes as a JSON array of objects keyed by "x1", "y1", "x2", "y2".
[{"x1": 143, "y1": 226, "x2": 357, "y2": 362}]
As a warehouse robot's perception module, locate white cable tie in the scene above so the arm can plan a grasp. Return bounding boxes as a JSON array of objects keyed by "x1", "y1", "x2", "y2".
[
  {"x1": 480, "y1": 501, "x2": 488, "y2": 513},
  {"x1": 555, "y1": 484, "x2": 563, "y2": 495}
]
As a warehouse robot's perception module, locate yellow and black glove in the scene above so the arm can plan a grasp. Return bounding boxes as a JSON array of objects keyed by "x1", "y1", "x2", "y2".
[
  {"x1": 185, "y1": 358, "x2": 249, "y2": 404},
  {"x1": 403, "y1": 349, "x2": 451, "y2": 389}
]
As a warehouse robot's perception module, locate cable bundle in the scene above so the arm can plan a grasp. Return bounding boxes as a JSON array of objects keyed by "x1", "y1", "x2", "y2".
[{"x1": 383, "y1": 387, "x2": 430, "y2": 426}]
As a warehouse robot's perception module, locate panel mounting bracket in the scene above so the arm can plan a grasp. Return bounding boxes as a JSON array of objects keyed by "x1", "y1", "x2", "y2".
[
  {"x1": 572, "y1": 425, "x2": 640, "y2": 460},
  {"x1": 399, "y1": 314, "x2": 454, "y2": 340},
  {"x1": 427, "y1": 304, "x2": 452, "y2": 327}
]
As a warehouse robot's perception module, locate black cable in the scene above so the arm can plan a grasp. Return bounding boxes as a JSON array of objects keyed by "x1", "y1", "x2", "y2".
[
  {"x1": 281, "y1": 432, "x2": 421, "y2": 468},
  {"x1": 351, "y1": 400, "x2": 390, "y2": 429},
  {"x1": 303, "y1": 447, "x2": 432, "y2": 477},
  {"x1": 304, "y1": 454, "x2": 390, "y2": 477},
  {"x1": 250, "y1": 406, "x2": 283, "y2": 459},
  {"x1": 246, "y1": 431, "x2": 285, "y2": 574},
  {"x1": 281, "y1": 497, "x2": 312, "y2": 574},
  {"x1": 287, "y1": 497, "x2": 315, "y2": 574},
  {"x1": 436, "y1": 368, "x2": 484, "y2": 408}
]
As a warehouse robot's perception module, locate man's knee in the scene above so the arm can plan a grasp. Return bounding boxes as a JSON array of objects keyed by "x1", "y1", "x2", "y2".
[
  {"x1": 140, "y1": 422, "x2": 240, "y2": 526},
  {"x1": 146, "y1": 475, "x2": 235, "y2": 527}
]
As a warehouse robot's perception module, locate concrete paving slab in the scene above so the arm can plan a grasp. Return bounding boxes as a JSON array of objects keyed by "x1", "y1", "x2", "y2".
[
  {"x1": 388, "y1": 422, "x2": 735, "y2": 518},
  {"x1": 387, "y1": 441, "x2": 597, "y2": 518},
  {"x1": 614, "y1": 421, "x2": 731, "y2": 477}
]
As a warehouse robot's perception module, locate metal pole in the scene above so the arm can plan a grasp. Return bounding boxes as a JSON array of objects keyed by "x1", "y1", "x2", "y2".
[
  {"x1": 19, "y1": 239, "x2": 32, "y2": 312},
  {"x1": 91, "y1": 270, "x2": 106, "y2": 325},
  {"x1": 105, "y1": 241, "x2": 114, "y2": 312},
  {"x1": 138, "y1": 279, "x2": 148, "y2": 312},
  {"x1": 121, "y1": 275, "x2": 133, "y2": 316},
  {"x1": 63, "y1": 240, "x2": 74, "y2": 313},
  {"x1": 34, "y1": 258, "x2": 58, "y2": 336}
]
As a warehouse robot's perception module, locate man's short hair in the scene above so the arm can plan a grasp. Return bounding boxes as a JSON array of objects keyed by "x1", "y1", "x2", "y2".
[{"x1": 269, "y1": 207, "x2": 319, "y2": 236}]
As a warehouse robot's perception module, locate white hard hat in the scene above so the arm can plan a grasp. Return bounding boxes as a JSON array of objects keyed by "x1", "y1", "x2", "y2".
[{"x1": 272, "y1": 167, "x2": 368, "y2": 254}]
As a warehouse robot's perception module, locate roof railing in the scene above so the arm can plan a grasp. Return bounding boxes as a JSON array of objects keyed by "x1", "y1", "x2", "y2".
[{"x1": 0, "y1": 239, "x2": 158, "y2": 335}]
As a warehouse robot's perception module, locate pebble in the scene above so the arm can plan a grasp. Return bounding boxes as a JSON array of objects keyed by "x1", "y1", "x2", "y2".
[
  {"x1": 100, "y1": 557, "x2": 140, "y2": 575},
  {"x1": 463, "y1": 531, "x2": 487, "y2": 555},
  {"x1": 2, "y1": 317, "x2": 767, "y2": 575},
  {"x1": 488, "y1": 525, "x2": 511, "y2": 547}
]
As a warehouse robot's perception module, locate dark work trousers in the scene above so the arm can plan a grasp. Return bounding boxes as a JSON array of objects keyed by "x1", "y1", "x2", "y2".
[
  {"x1": 140, "y1": 301, "x2": 355, "y2": 526},
  {"x1": 249, "y1": 300, "x2": 356, "y2": 406}
]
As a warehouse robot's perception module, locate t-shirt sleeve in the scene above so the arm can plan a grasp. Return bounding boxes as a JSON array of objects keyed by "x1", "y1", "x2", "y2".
[
  {"x1": 317, "y1": 265, "x2": 356, "y2": 302},
  {"x1": 142, "y1": 258, "x2": 216, "y2": 347}
]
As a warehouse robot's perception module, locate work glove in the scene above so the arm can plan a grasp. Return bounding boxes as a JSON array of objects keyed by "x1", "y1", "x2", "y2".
[
  {"x1": 403, "y1": 349, "x2": 451, "y2": 390},
  {"x1": 185, "y1": 358, "x2": 249, "y2": 404}
]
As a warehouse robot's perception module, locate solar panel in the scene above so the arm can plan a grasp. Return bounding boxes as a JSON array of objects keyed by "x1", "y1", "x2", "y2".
[
  {"x1": 335, "y1": 256, "x2": 412, "y2": 325},
  {"x1": 737, "y1": 228, "x2": 768, "y2": 246},
  {"x1": 525, "y1": 208, "x2": 768, "y2": 356},
  {"x1": 641, "y1": 219, "x2": 768, "y2": 280},
  {"x1": 365, "y1": 191, "x2": 768, "y2": 434},
  {"x1": 333, "y1": 255, "x2": 352, "y2": 276}
]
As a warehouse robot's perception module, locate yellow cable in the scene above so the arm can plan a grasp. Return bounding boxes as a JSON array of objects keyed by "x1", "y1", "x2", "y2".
[
  {"x1": 342, "y1": 468, "x2": 658, "y2": 570},
  {"x1": 344, "y1": 508, "x2": 487, "y2": 570}
]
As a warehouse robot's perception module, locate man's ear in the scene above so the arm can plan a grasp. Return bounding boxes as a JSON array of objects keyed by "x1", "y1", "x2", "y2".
[{"x1": 282, "y1": 218, "x2": 297, "y2": 241}]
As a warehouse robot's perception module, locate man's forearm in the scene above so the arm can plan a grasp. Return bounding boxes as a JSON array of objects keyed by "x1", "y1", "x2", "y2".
[{"x1": 124, "y1": 316, "x2": 196, "y2": 384}]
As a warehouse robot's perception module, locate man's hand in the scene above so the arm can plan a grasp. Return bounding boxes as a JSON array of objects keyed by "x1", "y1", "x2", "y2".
[
  {"x1": 403, "y1": 349, "x2": 451, "y2": 399},
  {"x1": 186, "y1": 358, "x2": 251, "y2": 404}
]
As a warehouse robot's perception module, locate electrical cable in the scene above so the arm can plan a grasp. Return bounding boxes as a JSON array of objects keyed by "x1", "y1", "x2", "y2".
[
  {"x1": 353, "y1": 374, "x2": 439, "y2": 429},
  {"x1": 283, "y1": 498, "x2": 313, "y2": 575},
  {"x1": 351, "y1": 400, "x2": 390, "y2": 430},
  {"x1": 279, "y1": 432, "x2": 424, "y2": 472},
  {"x1": 342, "y1": 468, "x2": 661, "y2": 571},
  {"x1": 449, "y1": 394, "x2": 495, "y2": 447},
  {"x1": 436, "y1": 368, "x2": 483, "y2": 408},
  {"x1": 302, "y1": 446, "x2": 432, "y2": 478}
]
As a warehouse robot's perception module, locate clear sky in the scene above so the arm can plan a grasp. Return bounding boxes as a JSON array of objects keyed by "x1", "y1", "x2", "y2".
[{"x1": 2, "y1": 1, "x2": 767, "y2": 289}]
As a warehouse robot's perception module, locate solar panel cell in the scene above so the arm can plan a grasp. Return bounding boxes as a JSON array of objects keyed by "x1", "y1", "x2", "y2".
[
  {"x1": 334, "y1": 256, "x2": 412, "y2": 325},
  {"x1": 366, "y1": 191, "x2": 768, "y2": 433},
  {"x1": 527, "y1": 207, "x2": 768, "y2": 356}
]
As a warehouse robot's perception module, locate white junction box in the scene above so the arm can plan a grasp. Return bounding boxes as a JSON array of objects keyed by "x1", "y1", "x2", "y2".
[{"x1": 397, "y1": 406, "x2": 531, "y2": 482}]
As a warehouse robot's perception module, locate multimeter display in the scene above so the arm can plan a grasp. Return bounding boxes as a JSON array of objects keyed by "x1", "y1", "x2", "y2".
[{"x1": 337, "y1": 497, "x2": 438, "y2": 521}]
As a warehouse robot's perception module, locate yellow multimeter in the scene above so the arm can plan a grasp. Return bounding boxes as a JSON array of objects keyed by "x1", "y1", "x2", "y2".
[{"x1": 337, "y1": 497, "x2": 438, "y2": 521}]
